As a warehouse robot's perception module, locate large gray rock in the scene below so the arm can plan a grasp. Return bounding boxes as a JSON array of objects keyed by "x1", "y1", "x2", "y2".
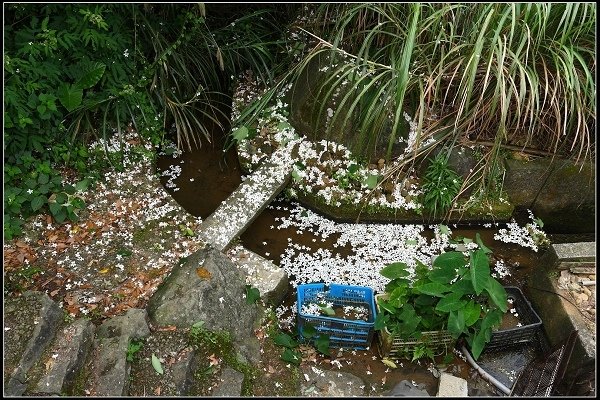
[
  {"x1": 211, "y1": 367, "x2": 245, "y2": 397},
  {"x1": 87, "y1": 308, "x2": 151, "y2": 396},
  {"x1": 503, "y1": 158, "x2": 595, "y2": 233},
  {"x1": 386, "y1": 379, "x2": 431, "y2": 397},
  {"x1": 147, "y1": 246, "x2": 261, "y2": 364},
  {"x1": 33, "y1": 318, "x2": 95, "y2": 395},
  {"x1": 4, "y1": 291, "x2": 64, "y2": 396}
]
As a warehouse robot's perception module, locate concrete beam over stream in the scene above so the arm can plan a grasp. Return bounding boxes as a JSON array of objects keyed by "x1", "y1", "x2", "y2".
[{"x1": 199, "y1": 159, "x2": 292, "y2": 251}]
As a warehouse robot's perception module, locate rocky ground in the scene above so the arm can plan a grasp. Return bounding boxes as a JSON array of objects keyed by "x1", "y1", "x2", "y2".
[{"x1": 557, "y1": 267, "x2": 596, "y2": 331}]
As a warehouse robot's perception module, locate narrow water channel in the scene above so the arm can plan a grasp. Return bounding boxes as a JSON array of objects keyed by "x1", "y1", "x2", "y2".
[{"x1": 156, "y1": 130, "x2": 585, "y2": 396}]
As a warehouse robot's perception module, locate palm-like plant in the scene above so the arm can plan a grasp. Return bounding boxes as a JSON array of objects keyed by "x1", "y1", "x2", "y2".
[{"x1": 239, "y1": 3, "x2": 595, "y2": 201}]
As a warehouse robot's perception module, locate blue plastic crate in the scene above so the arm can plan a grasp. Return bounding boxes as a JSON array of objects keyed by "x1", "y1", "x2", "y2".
[{"x1": 296, "y1": 283, "x2": 376, "y2": 349}]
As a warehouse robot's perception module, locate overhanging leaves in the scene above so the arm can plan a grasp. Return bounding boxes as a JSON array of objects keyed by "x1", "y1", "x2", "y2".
[{"x1": 470, "y1": 249, "x2": 490, "y2": 295}]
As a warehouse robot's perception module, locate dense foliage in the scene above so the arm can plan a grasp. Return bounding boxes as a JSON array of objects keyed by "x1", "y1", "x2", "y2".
[
  {"x1": 237, "y1": 3, "x2": 596, "y2": 201},
  {"x1": 4, "y1": 3, "x2": 289, "y2": 239}
]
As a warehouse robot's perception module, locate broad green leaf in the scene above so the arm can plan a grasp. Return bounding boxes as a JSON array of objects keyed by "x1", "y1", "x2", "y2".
[
  {"x1": 480, "y1": 309, "x2": 503, "y2": 332},
  {"x1": 450, "y1": 278, "x2": 474, "y2": 295},
  {"x1": 55, "y1": 193, "x2": 68, "y2": 204},
  {"x1": 376, "y1": 298, "x2": 398, "y2": 315},
  {"x1": 245, "y1": 285, "x2": 260, "y2": 304},
  {"x1": 302, "y1": 323, "x2": 317, "y2": 339},
  {"x1": 463, "y1": 301, "x2": 482, "y2": 327},
  {"x1": 38, "y1": 173, "x2": 49, "y2": 185},
  {"x1": 314, "y1": 334, "x2": 330, "y2": 355},
  {"x1": 274, "y1": 332, "x2": 298, "y2": 348},
  {"x1": 75, "y1": 178, "x2": 90, "y2": 192},
  {"x1": 280, "y1": 348, "x2": 302, "y2": 365},
  {"x1": 435, "y1": 292, "x2": 467, "y2": 312},
  {"x1": 291, "y1": 169, "x2": 301, "y2": 182},
  {"x1": 57, "y1": 84, "x2": 83, "y2": 112},
  {"x1": 364, "y1": 174, "x2": 379, "y2": 189},
  {"x1": 447, "y1": 310, "x2": 465, "y2": 339},
  {"x1": 31, "y1": 195, "x2": 46, "y2": 212},
  {"x1": 75, "y1": 62, "x2": 106, "y2": 89},
  {"x1": 413, "y1": 294, "x2": 437, "y2": 306},
  {"x1": 151, "y1": 354, "x2": 164, "y2": 375},
  {"x1": 475, "y1": 233, "x2": 492, "y2": 253},
  {"x1": 319, "y1": 305, "x2": 335, "y2": 316},
  {"x1": 389, "y1": 285, "x2": 408, "y2": 304},
  {"x1": 380, "y1": 262, "x2": 409, "y2": 279},
  {"x1": 484, "y1": 279, "x2": 508, "y2": 312},
  {"x1": 231, "y1": 126, "x2": 249, "y2": 142},
  {"x1": 439, "y1": 224, "x2": 450, "y2": 235},
  {"x1": 470, "y1": 249, "x2": 490, "y2": 295},
  {"x1": 49, "y1": 201, "x2": 62, "y2": 216},
  {"x1": 463, "y1": 237, "x2": 473, "y2": 244},
  {"x1": 429, "y1": 263, "x2": 458, "y2": 284},
  {"x1": 414, "y1": 282, "x2": 451, "y2": 297},
  {"x1": 470, "y1": 328, "x2": 489, "y2": 360},
  {"x1": 374, "y1": 312, "x2": 389, "y2": 330},
  {"x1": 277, "y1": 121, "x2": 292, "y2": 131},
  {"x1": 433, "y1": 251, "x2": 467, "y2": 270},
  {"x1": 347, "y1": 163, "x2": 359, "y2": 174},
  {"x1": 385, "y1": 278, "x2": 410, "y2": 294}
]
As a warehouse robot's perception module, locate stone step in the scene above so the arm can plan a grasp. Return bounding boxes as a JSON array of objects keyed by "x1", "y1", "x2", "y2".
[
  {"x1": 84, "y1": 308, "x2": 151, "y2": 396},
  {"x1": 228, "y1": 245, "x2": 289, "y2": 306},
  {"x1": 30, "y1": 318, "x2": 95, "y2": 395},
  {"x1": 4, "y1": 291, "x2": 64, "y2": 396},
  {"x1": 436, "y1": 372, "x2": 468, "y2": 397},
  {"x1": 127, "y1": 329, "x2": 197, "y2": 396},
  {"x1": 553, "y1": 242, "x2": 596, "y2": 262},
  {"x1": 199, "y1": 160, "x2": 292, "y2": 251}
]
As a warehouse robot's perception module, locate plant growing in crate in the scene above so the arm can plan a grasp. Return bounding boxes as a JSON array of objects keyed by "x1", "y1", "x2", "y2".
[{"x1": 375, "y1": 247, "x2": 509, "y2": 360}]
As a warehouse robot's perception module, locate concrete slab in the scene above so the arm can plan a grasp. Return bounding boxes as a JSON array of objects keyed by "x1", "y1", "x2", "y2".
[
  {"x1": 437, "y1": 372, "x2": 468, "y2": 397},
  {"x1": 553, "y1": 242, "x2": 596, "y2": 261},
  {"x1": 199, "y1": 160, "x2": 291, "y2": 251}
]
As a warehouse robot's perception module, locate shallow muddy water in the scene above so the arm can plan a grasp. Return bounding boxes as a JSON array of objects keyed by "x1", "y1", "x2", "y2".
[{"x1": 156, "y1": 134, "x2": 579, "y2": 396}]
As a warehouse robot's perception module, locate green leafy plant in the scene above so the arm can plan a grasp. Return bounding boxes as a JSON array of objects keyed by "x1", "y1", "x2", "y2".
[
  {"x1": 245, "y1": 285, "x2": 261, "y2": 304},
  {"x1": 126, "y1": 339, "x2": 144, "y2": 362},
  {"x1": 272, "y1": 322, "x2": 331, "y2": 365},
  {"x1": 421, "y1": 152, "x2": 462, "y2": 219},
  {"x1": 375, "y1": 245, "x2": 508, "y2": 360}
]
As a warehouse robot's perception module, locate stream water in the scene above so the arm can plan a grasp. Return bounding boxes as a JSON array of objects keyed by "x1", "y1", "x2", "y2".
[{"x1": 156, "y1": 134, "x2": 586, "y2": 396}]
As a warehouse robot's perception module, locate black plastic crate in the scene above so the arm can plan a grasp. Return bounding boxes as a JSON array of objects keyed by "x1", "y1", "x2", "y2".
[{"x1": 484, "y1": 286, "x2": 543, "y2": 352}]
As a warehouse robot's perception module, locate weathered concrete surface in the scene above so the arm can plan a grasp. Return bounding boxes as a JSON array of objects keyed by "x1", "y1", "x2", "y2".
[
  {"x1": 211, "y1": 367, "x2": 245, "y2": 397},
  {"x1": 528, "y1": 244, "x2": 595, "y2": 378},
  {"x1": 503, "y1": 158, "x2": 595, "y2": 233},
  {"x1": 199, "y1": 160, "x2": 292, "y2": 251},
  {"x1": 228, "y1": 245, "x2": 289, "y2": 306},
  {"x1": 437, "y1": 372, "x2": 468, "y2": 397},
  {"x1": 147, "y1": 246, "x2": 261, "y2": 364},
  {"x1": 553, "y1": 242, "x2": 596, "y2": 262},
  {"x1": 4, "y1": 291, "x2": 64, "y2": 396},
  {"x1": 86, "y1": 308, "x2": 151, "y2": 396},
  {"x1": 33, "y1": 318, "x2": 95, "y2": 395},
  {"x1": 300, "y1": 367, "x2": 365, "y2": 397}
]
